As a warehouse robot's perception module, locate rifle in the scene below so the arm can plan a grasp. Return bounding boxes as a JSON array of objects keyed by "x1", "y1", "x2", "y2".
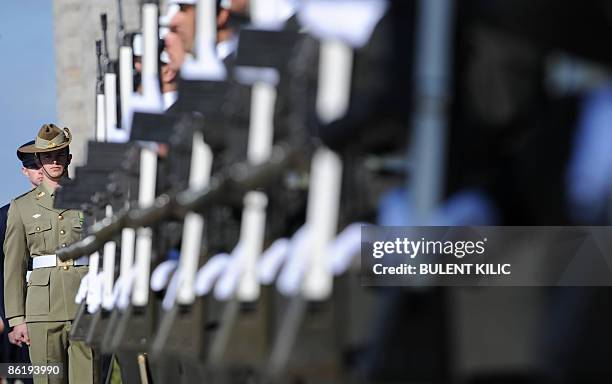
[
  {"x1": 56, "y1": 141, "x2": 307, "y2": 262},
  {"x1": 84, "y1": 12, "x2": 123, "y2": 345},
  {"x1": 95, "y1": 40, "x2": 106, "y2": 142},
  {"x1": 264, "y1": 4, "x2": 367, "y2": 379},
  {"x1": 71, "y1": 14, "x2": 123, "y2": 348},
  {"x1": 56, "y1": 142, "x2": 132, "y2": 344},
  {"x1": 104, "y1": 2, "x2": 168, "y2": 357},
  {"x1": 69, "y1": 32, "x2": 115, "y2": 341},
  {"x1": 100, "y1": 146, "x2": 140, "y2": 354},
  {"x1": 116, "y1": 0, "x2": 126, "y2": 58},
  {"x1": 149, "y1": 0, "x2": 232, "y2": 370},
  {"x1": 265, "y1": 0, "x2": 455, "y2": 381},
  {"x1": 84, "y1": 202, "x2": 121, "y2": 347},
  {"x1": 83, "y1": 8, "x2": 135, "y2": 345},
  {"x1": 106, "y1": 143, "x2": 158, "y2": 352},
  {"x1": 203, "y1": 1, "x2": 306, "y2": 376},
  {"x1": 149, "y1": 113, "x2": 213, "y2": 365},
  {"x1": 117, "y1": 36, "x2": 133, "y2": 134}
]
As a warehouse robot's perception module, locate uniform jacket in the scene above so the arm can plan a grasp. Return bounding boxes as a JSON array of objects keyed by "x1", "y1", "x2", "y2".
[{"x1": 3, "y1": 181, "x2": 87, "y2": 327}]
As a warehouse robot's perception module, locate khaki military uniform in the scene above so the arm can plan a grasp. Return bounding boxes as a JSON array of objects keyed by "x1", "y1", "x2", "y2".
[{"x1": 4, "y1": 181, "x2": 93, "y2": 384}]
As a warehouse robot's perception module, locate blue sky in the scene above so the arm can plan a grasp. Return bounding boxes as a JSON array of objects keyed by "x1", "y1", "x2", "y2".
[{"x1": 0, "y1": 1, "x2": 56, "y2": 204}]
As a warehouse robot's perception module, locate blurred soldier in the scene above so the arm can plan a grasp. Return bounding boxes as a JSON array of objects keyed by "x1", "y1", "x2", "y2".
[
  {"x1": 0, "y1": 141, "x2": 41, "y2": 384},
  {"x1": 167, "y1": 0, "x2": 197, "y2": 56},
  {"x1": 132, "y1": 32, "x2": 179, "y2": 109},
  {"x1": 17, "y1": 142, "x2": 44, "y2": 189},
  {"x1": 163, "y1": 31, "x2": 186, "y2": 75},
  {"x1": 4, "y1": 125, "x2": 93, "y2": 384},
  {"x1": 160, "y1": 4, "x2": 185, "y2": 78},
  {"x1": 228, "y1": 0, "x2": 248, "y2": 14},
  {"x1": 166, "y1": 0, "x2": 235, "y2": 69}
]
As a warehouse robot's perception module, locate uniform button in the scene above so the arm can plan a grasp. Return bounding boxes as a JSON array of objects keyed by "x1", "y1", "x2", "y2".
[
  {"x1": 61, "y1": 243, "x2": 67, "y2": 248},
  {"x1": 36, "y1": 227, "x2": 40, "y2": 231},
  {"x1": 60, "y1": 230, "x2": 65, "y2": 235},
  {"x1": 58, "y1": 215, "x2": 63, "y2": 220},
  {"x1": 63, "y1": 266, "x2": 69, "y2": 270}
]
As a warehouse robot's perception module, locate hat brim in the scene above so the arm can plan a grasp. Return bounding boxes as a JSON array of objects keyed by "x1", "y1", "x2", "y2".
[
  {"x1": 17, "y1": 140, "x2": 71, "y2": 154},
  {"x1": 22, "y1": 161, "x2": 40, "y2": 169}
]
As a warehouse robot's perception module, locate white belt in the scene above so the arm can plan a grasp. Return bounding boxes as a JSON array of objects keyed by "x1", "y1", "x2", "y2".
[
  {"x1": 26, "y1": 255, "x2": 89, "y2": 283},
  {"x1": 32, "y1": 254, "x2": 90, "y2": 269}
]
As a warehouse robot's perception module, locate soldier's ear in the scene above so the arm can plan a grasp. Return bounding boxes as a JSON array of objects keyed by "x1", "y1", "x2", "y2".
[
  {"x1": 21, "y1": 166, "x2": 28, "y2": 177},
  {"x1": 66, "y1": 154, "x2": 72, "y2": 166},
  {"x1": 217, "y1": 8, "x2": 230, "y2": 28},
  {"x1": 161, "y1": 64, "x2": 177, "y2": 84}
]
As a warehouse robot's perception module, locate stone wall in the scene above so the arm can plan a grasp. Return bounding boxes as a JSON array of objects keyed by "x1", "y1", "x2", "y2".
[{"x1": 52, "y1": 0, "x2": 141, "y2": 168}]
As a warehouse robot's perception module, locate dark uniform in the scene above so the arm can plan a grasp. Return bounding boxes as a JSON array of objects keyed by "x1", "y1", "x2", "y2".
[{"x1": 0, "y1": 140, "x2": 43, "y2": 383}]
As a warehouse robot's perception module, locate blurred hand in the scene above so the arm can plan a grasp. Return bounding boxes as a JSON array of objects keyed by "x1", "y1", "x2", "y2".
[
  {"x1": 0, "y1": 318, "x2": 4, "y2": 334},
  {"x1": 8, "y1": 329, "x2": 20, "y2": 346},
  {"x1": 10, "y1": 324, "x2": 29, "y2": 346}
]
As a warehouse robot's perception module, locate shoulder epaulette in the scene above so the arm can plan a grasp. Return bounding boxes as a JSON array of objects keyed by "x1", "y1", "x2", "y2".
[{"x1": 13, "y1": 190, "x2": 32, "y2": 202}]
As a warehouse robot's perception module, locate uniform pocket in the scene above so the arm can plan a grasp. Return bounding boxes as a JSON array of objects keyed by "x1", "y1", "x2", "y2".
[
  {"x1": 25, "y1": 219, "x2": 52, "y2": 234},
  {"x1": 26, "y1": 268, "x2": 51, "y2": 316},
  {"x1": 25, "y1": 219, "x2": 52, "y2": 254}
]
